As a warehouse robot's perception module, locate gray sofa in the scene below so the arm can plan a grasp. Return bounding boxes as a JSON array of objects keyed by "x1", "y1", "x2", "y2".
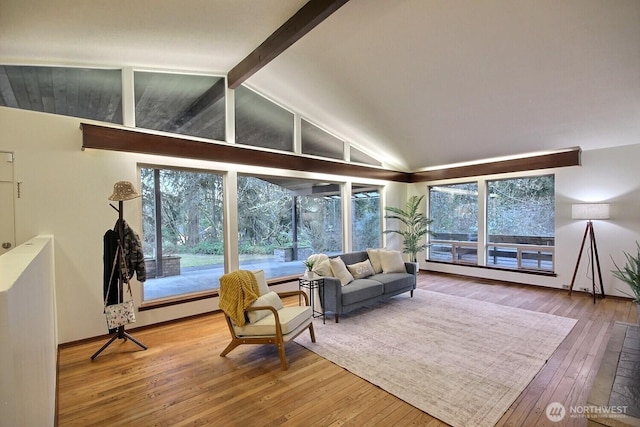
[{"x1": 321, "y1": 251, "x2": 417, "y2": 322}]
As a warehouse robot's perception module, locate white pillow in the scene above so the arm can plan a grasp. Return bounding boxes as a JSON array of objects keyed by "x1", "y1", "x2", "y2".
[
  {"x1": 378, "y1": 250, "x2": 407, "y2": 273},
  {"x1": 347, "y1": 259, "x2": 375, "y2": 279},
  {"x1": 367, "y1": 248, "x2": 383, "y2": 273},
  {"x1": 307, "y1": 253, "x2": 329, "y2": 267},
  {"x1": 313, "y1": 259, "x2": 334, "y2": 277},
  {"x1": 252, "y1": 269, "x2": 270, "y2": 296},
  {"x1": 247, "y1": 291, "x2": 283, "y2": 323},
  {"x1": 329, "y1": 257, "x2": 354, "y2": 286}
]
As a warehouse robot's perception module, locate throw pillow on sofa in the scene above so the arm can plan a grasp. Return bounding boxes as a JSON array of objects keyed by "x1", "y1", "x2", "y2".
[
  {"x1": 347, "y1": 259, "x2": 375, "y2": 279},
  {"x1": 313, "y1": 258, "x2": 333, "y2": 277},
  {"x1": 367, "y1": 248, "x2": 384, "y2": 273},
  {"x1": 378, "y1": 249, "x2": 407, "y2": 273},
  {"x1": 329, "y1": 257, "x2": 354, "y2": 286}
]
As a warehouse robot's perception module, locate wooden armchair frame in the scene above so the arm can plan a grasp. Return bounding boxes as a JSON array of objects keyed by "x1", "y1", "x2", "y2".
[{"x1": 220, "y1": 290, "x2": 316, "y2": 370}]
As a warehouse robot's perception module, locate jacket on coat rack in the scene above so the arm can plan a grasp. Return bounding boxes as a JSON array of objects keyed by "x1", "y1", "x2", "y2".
[{"x1": 115, "y1": 219, "x2": 147, "y2": 282}]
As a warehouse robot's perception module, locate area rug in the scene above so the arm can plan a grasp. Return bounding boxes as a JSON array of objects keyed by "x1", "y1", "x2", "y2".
[{"x1": 295, "y1": 289, "x2": 577, "y2": 427}]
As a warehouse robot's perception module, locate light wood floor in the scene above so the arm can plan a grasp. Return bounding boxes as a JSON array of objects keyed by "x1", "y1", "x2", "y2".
[{"x1": 57, "y1": 272, "x2": 638, "y2": 426}]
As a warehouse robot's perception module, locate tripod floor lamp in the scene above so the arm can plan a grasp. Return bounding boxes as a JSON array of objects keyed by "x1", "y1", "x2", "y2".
[{"x1": 569, "y1": 203, "x2": 609, "y2": 303}]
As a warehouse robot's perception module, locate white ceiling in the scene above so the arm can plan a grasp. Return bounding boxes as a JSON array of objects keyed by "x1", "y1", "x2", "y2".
[{"x1": 1, "y1": 0, "x2": 639, "y2": 172}]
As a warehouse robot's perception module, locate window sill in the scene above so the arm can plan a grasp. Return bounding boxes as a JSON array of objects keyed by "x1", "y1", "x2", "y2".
[
  {"x1": 139, "y1": 289, "x2": 219, "y2": 311},
  {"x1": 425, "y1": 260, "x2": 557, "y2": 277},
  {"x1": 139, "y1": 275, "x2": 300, "y2": 311}
]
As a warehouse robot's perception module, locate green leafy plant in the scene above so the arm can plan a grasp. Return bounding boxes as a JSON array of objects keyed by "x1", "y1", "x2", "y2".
[
  {"x1": 384, "y1": 195, "x2": 433, "y2": 262},
  {"x1": 302, "y1": 259, "x2": 315, "y2": 271},
  {"x1": 611, "y1": 241, "x2": 640, "y2": 304}
]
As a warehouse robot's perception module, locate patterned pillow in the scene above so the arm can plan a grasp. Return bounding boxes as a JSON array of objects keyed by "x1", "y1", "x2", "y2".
[
  {"x1": 329, "y1": 257, "x2": 354, "y2": 286},
  {"x1": 347, "y1": 259, "x2": 375, "y2": 279}
]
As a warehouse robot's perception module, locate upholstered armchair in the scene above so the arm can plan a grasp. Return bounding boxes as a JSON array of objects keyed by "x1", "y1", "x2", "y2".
[{"x1": 219, "y1": 270, "x2": 316, "y2": 370}]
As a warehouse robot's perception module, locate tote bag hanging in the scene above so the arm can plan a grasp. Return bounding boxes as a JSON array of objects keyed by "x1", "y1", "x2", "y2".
[{"x1": 104, "y1": 245, "x2": 136, "y2": 329}]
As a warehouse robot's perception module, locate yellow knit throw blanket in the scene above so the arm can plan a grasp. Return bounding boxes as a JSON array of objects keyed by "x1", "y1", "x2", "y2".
[{"x1": 219, "y1": 270, "x2": 260, "y2": 326}]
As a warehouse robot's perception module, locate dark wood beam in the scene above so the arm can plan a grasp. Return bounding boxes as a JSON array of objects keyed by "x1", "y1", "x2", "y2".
[
  {"x1": 410, "y1": 148, "x2": 582, "y2": 182},
  {"x1": 227, "y1": 0, "x2": 350, "y2": 89},
  {"x1": 80, "y1": 124, "x2": 581, "y2": 184},
  {"x1": 80, "y1": 123, "x2": 411, "y2": 183}
]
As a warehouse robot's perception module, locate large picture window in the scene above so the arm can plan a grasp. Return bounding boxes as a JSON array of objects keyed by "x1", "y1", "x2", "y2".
[
  {"x1": 141, "y1": 167, "x2": 224, "y2": 301},
  {"x1": 428, "y1": 175, "x2": 555, "y2": 273},
  {"x1": 429, "y1": 183, "x2": 479, "y2": 264},
  {"x1": 237, "y1": 175, "x2": 342, "y2": 280},
  {"x1": 486, "y1": 175, "x2": 554, "y2": 271},
  {"x1": 352, "y1": 186, "x2": 381, "y2": 251}
]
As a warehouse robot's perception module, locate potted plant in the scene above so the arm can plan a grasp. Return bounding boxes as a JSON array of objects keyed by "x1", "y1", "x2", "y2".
[
  {"x1": 384, "y1": 195, "x2": 433, "y2": 263},
  {"x1": 611, "y1": 241, "x2": 640, "y2": 322},
  {"x1": 302, "y1": 259, "x2": 316, "y2": 279}
]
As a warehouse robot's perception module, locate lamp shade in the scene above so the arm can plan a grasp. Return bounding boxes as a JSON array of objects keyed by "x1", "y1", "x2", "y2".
[{"x1": 571, "y1": 203, "x2": 610, "y2": 220}]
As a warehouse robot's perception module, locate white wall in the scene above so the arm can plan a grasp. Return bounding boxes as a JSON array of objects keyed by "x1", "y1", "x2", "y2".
[
  {"x1": 0, "y1": 236, "x2": 56, "y2": 427},
  {"x1": 421, "y1": 144, "x2": 640, "y2": 298},
  {"x1": 0, "y1": 106, "x2": 388, "y2": 343}
]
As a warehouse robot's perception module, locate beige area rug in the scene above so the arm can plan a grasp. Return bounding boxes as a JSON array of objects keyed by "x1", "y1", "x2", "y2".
[{"x1": 295, "y1": 289, "x2": 577, "y2": 427}]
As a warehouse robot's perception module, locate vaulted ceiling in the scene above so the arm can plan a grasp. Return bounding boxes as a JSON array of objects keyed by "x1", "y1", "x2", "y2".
[{"x1": 1, "y1": 0, "x2": 639, "y2": 172}]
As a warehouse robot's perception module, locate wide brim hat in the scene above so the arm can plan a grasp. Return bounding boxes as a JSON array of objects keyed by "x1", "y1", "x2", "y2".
[{"x1": 108, "y1": 181, "x2": 141, "y2": 201}]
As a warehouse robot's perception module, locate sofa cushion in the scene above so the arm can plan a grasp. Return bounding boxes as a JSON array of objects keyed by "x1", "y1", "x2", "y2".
[
  {"x1": 341, "y1": 279, "x2": 384, "y2": 305},
  {"x1": 347, "y1": 259, "x2": 375, "y2": 279},
  {"x1": 234, "y1": 306, "x2": 312, "y2": 337},
  {"x1": 370, "y1": 272, "x2": 414, "y2": 294},
  {"x1": 330, "y1": 257, "x2": 354, "y2": 285},
  {"x1": 378, "y1": 249, "x2": 407, "y2": 273}
]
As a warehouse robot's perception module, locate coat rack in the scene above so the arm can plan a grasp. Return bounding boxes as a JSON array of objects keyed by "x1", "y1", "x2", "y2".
[{"x1": 91, "y1": 183, "x2": 147, "y2": 360}]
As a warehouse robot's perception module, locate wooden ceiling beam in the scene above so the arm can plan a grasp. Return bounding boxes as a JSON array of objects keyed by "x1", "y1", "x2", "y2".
[
  {"x1": 80, "y1": 124, "x2": 580, "y2": 184},
  {"x1": 227, "y1": 0, "x2": 350, "y2": 89},
  {"x1": 410, "y1": 148, "x2": 582, "y2": 182},
  {"x1": 80, "y1": 123, "x2": 411, "y2": 183}
]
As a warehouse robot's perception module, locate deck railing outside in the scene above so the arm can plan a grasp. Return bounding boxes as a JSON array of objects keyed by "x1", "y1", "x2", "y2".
[{"x1": 429, "y1": 234, "x2": 554, "y2": 272}]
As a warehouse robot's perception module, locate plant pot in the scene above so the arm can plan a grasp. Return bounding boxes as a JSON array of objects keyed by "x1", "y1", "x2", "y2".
[{"x1": 304, "y1": 270, "x2": 317, "y2": 279}]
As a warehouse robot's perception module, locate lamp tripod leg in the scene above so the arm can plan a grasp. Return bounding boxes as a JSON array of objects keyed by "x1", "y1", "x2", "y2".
[
  {"x1": 569, "y1": 222, "x2": 590, "y2": 295},
  {"x1": 590, "y1": 223, "x2": 606, "y2": 300}
]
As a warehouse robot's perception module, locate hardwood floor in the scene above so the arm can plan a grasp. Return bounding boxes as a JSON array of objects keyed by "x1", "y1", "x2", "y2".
[{"x1": 57, "y1": 272, "x2": 638, "y2": 426}]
